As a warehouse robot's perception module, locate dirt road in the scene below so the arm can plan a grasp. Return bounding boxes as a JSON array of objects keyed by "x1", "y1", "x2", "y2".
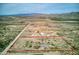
[{"x1": 1, "y1": 19, "x2": 76, "y2": 55}]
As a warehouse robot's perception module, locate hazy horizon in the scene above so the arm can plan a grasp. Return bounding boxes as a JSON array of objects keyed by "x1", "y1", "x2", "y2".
[{"x1": 0, "y1": 3, "x2": 79, "y2": 15}]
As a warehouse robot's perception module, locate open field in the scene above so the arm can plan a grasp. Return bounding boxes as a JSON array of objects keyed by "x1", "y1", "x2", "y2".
[
  {"x1": 0, "y1": 15, "x2": 79, "y2": 55},
  {"x1": 0, "y1": 20, "x2": 26, "y2": 53},
  {"x1": 0, "y1": 17, "x2": 79, "y2": 55}
]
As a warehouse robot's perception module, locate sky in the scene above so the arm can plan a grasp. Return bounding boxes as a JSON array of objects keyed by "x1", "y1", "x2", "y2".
[{"x1": 0, "y1": 3, "x2": 79, "y2": 15}]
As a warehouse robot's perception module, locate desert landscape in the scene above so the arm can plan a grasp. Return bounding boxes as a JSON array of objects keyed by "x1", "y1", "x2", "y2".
[{"x1": 0, "y1": 12, "x2": 79, "y2": 55}]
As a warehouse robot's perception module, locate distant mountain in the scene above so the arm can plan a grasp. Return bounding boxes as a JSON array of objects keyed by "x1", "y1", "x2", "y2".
[
  {"x1": 0, "y1": 12, "x2": 79, "y2": 21},
  {"x1": 49, "y1": 12, "x2": 79, "y2": 21},
  {"x1": 0, "y1": 13, "x2": 44, "y2": 16},
  {"x1": 58, "y1": 12, "x2": 79, "y2": 19},
  {"x1": 13, "y1": 13, "x2": 41, "y2": 16}
]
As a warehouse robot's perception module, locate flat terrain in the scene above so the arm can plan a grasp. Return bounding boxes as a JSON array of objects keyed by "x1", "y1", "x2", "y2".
[{"x1": 1, "y1": 19, "x2": 79, "y2": 55}]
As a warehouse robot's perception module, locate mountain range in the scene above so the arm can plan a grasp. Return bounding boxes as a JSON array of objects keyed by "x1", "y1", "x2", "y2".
[{"x1": 0, "y1": 12, "x2": 79, "y2": 21}]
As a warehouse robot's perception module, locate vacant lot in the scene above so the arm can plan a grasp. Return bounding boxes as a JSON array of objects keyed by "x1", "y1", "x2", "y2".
[{"x1": 0, "y1": 16, "x2": 79, "y2": 55}]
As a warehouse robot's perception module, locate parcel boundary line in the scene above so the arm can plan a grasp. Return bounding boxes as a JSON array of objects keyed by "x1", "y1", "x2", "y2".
[
  {"x1": 1, "y1": 20, "x2": 77, "y2": 55},
  {"x1": 1, "y1": 23, "x2": 30, "y2": 55}
]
